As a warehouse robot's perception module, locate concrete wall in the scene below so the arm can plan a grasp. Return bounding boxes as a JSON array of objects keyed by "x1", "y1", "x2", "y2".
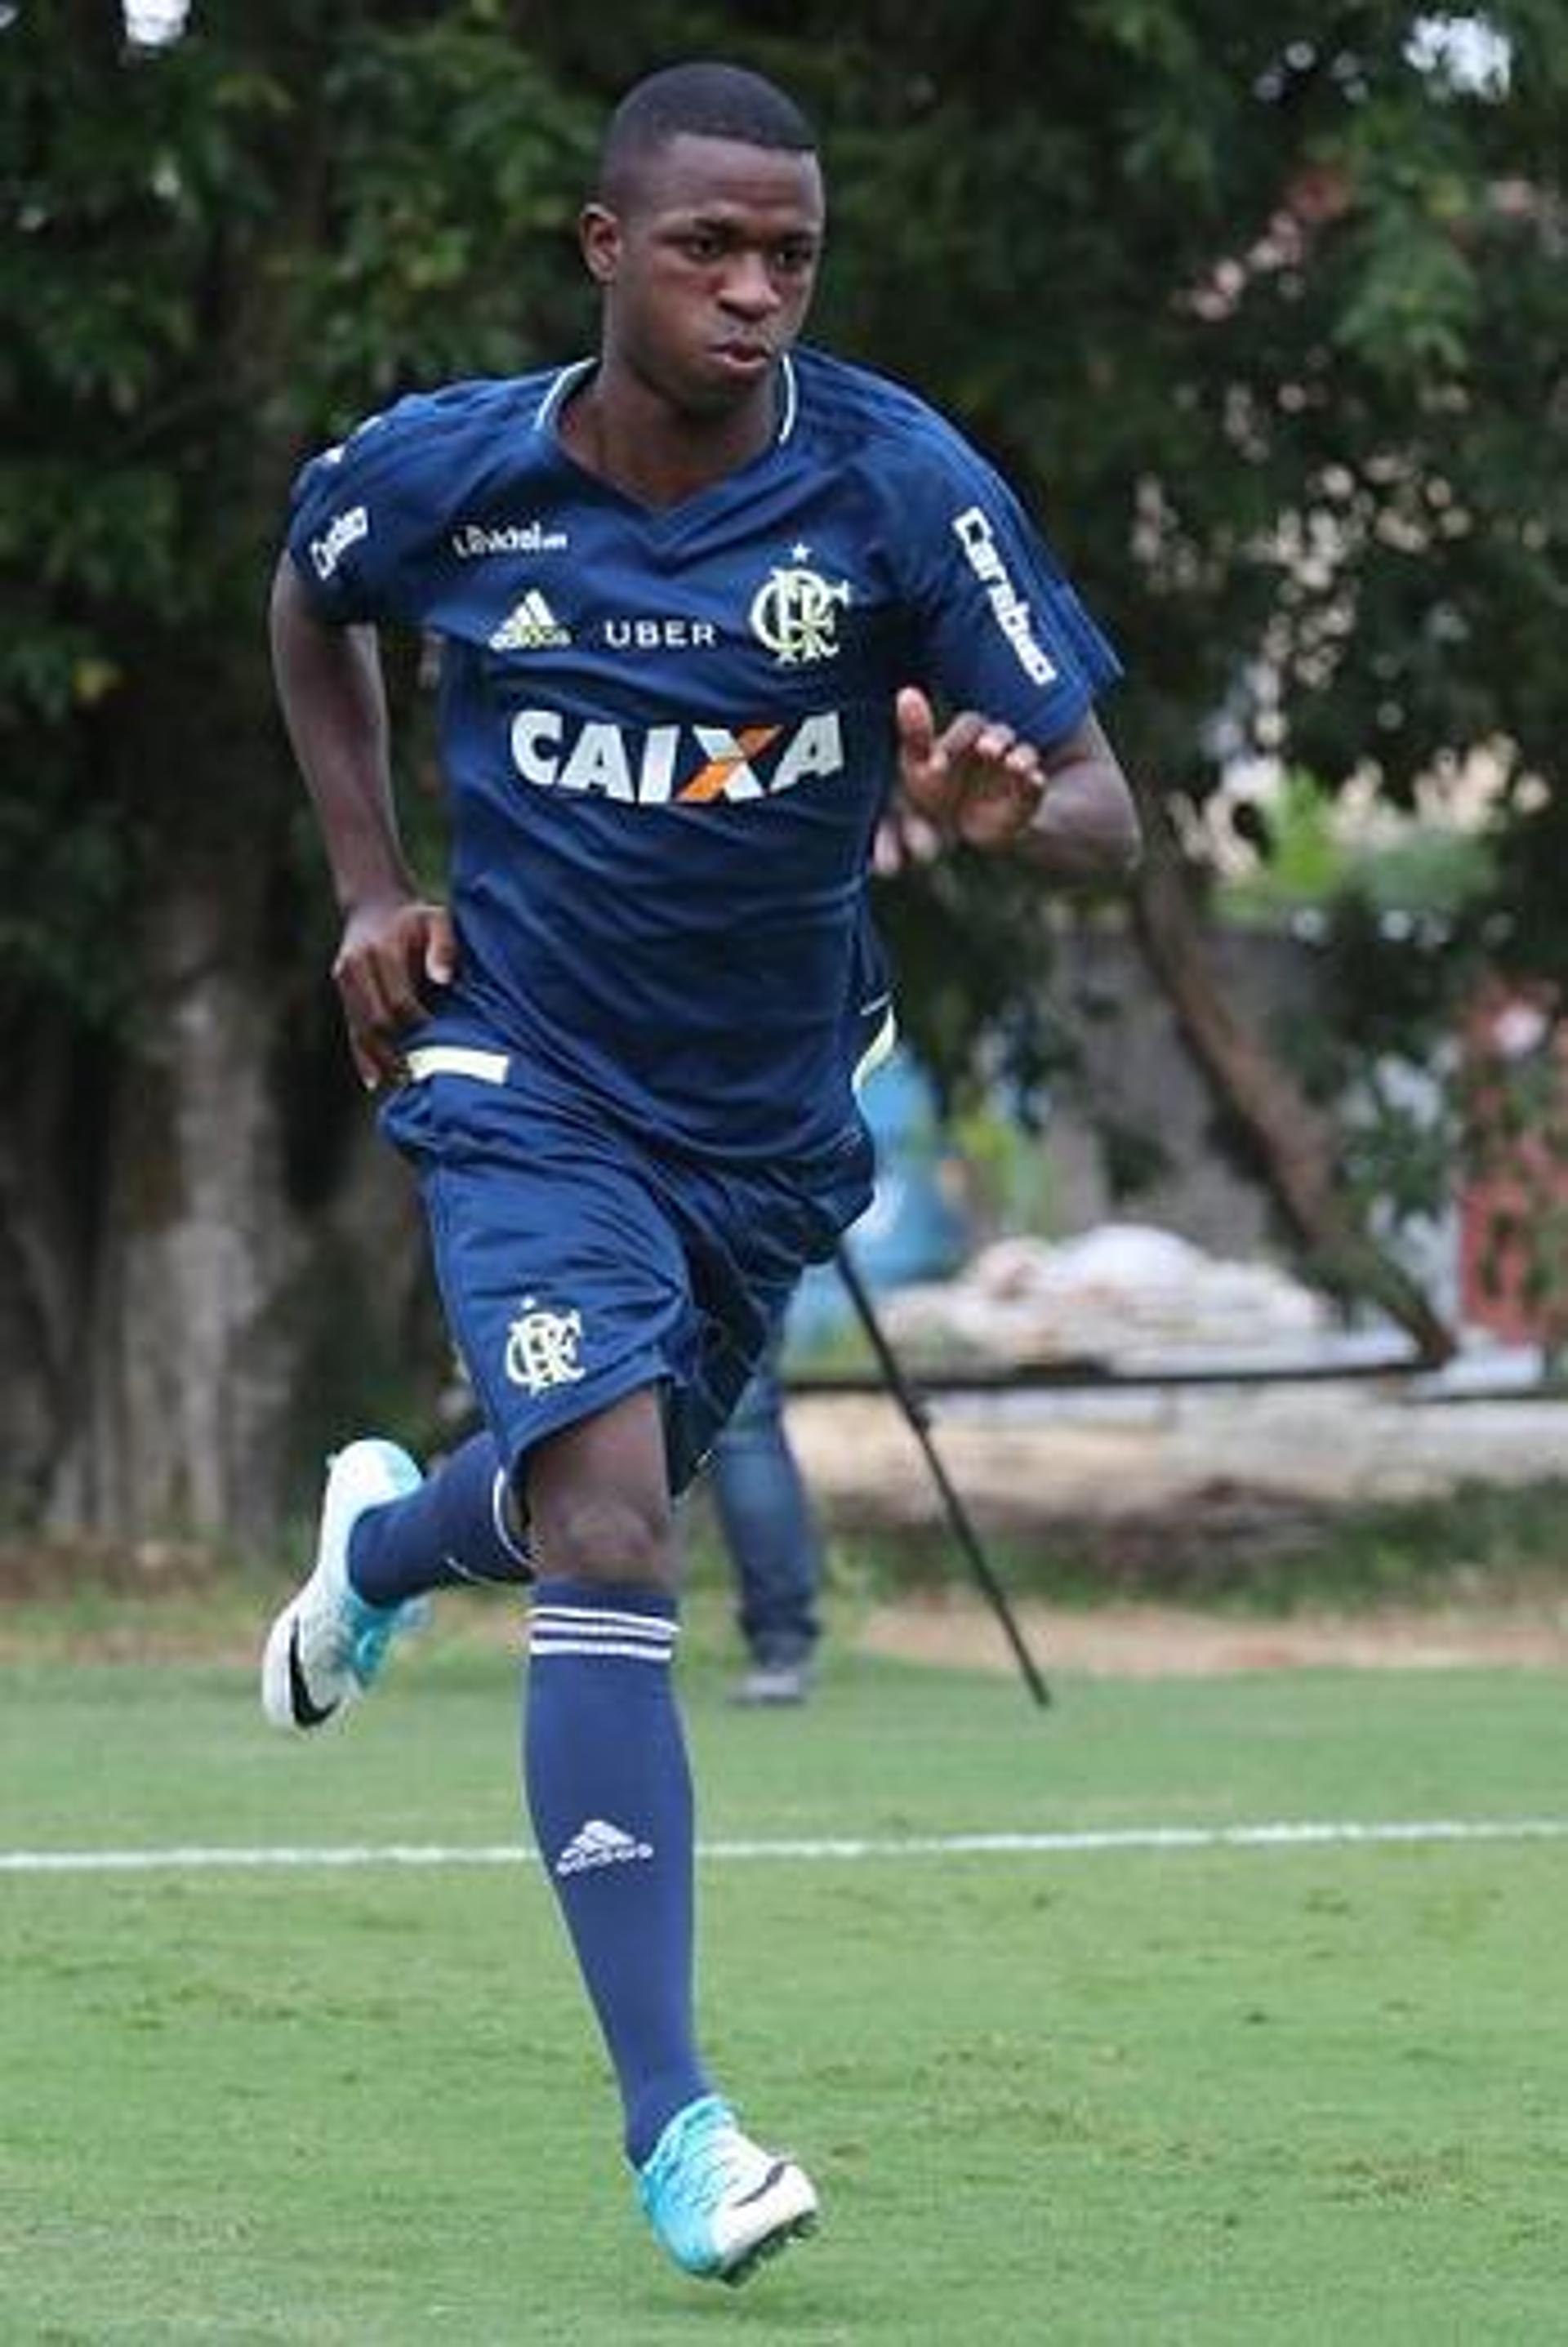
[{"x1": 1039, "y1": 923, "x2": 1321, "y2": 1258}]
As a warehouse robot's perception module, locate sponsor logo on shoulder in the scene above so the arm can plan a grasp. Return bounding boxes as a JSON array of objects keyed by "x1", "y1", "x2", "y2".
[
  {"x1": 452, "y1": 519, "x2": 570, "y2": 559},
  {"x1": 952, "y1": 505, "x2": 1058, "y2": 686},
  {"x1": 309, "y1": 505, "x2": 369, "y2": 581},
  {"x1": 488, "y1": 590, "x2": 572, "y2": 652}
]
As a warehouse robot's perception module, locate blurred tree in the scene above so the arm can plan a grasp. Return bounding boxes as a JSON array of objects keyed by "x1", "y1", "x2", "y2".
[
  {"x1": 781, "y1": 0, "x2": 1565, "y2": 1352},
  {"x1": 2, "y1": 0, "x2": 1565, "y2": 1535},
  {"x1": 0, "y1": 1, "x2": 598, "y2": 1534}
]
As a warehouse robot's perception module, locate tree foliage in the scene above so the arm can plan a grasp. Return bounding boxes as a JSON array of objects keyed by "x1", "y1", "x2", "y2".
[
  {"x1": 777, "y1": 0, "x2": 1567, "y2": 1080},
  {"x1": 6, "y1": 1, "x2": 1566, "y2": 1018},
  {"x1": 2, "y1": 0, "x2": 1566, "y2": 1529}
]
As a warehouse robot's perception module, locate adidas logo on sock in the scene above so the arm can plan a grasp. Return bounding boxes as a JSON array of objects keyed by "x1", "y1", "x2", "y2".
[{"x1": 555, "y1": 1816, "x2": 654, "y2": 1877}]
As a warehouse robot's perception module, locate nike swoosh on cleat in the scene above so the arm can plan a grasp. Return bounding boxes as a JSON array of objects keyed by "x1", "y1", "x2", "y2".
[
  {"x1": 287, "y1": 1621, "x2": 337, "y2": 1728},
  {"x1": 731, "y1": 2161, "x2": 788, "y2": 2209}
]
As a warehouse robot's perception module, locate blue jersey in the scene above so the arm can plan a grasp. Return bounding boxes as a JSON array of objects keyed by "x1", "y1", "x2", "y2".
[{"x1": 285, "y1": 346, "x2": 1120, "y2": 1173}]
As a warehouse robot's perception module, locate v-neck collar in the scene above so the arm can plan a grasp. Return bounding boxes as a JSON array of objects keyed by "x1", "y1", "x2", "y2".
[{"x1": 533, "y1": 354, "x2": 800, "y2": 525}]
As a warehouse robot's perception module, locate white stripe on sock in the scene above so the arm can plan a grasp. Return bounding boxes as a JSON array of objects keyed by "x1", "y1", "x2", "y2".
[
  {"x1": 529, "y1": 1638, "x2": 675, "y2": 1664},
  {"x1": 528, "y1": 1606, "x2": 677, "y2": 1641}
]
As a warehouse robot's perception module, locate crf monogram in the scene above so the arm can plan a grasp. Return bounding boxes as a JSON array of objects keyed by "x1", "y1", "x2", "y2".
[
  {"x1": 504, "y1": 1298, "x2": 586, "y2": 1395},
  {"x1": 748, "y1": 564, "x2": 850, "y2": 665}
]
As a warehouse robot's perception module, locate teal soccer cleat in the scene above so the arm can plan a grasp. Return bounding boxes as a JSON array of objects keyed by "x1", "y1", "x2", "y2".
[
  {"x1": 638, "y1": 2095, "x2": 819, "y2": 2285},
  {"x1": 261, "y1": 1438, "x2": 427, "y2": 1731}
]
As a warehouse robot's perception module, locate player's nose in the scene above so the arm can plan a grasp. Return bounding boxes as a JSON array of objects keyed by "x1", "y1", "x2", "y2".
[{"x1": 719, "y1": 252, "x2": 783, "y2": 318}]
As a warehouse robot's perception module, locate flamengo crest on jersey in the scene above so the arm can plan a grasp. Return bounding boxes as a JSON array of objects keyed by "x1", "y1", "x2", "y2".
[{"x1": 748, "y1": 557, "x2": 852, "y2": 665}]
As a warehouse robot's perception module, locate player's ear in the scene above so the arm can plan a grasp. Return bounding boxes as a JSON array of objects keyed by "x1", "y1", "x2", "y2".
[{"x1": 580, "y1": 204, "x2": 621, "y2": 286}]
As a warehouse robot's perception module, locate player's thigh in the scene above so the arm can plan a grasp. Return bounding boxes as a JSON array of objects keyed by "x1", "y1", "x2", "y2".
[{"x1": 399, "y1": 1089, "x2": 699, "y2": 1466}]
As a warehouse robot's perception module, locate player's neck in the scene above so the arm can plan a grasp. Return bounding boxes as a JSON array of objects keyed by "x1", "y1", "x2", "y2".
[{"x1": 560, "y1": 362, "x2": 779, "y2": 511}]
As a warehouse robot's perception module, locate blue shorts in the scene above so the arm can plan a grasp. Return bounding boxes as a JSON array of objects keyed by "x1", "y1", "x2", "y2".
[{"x1": 381, "y1": 1046, "x2": 873, "y2": 1494}]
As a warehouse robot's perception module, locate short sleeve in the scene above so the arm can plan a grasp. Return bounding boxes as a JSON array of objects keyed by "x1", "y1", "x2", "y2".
[
  {"x1": 283, "y1": 394, "x2": 450, "y2": 629},
  {"x1": 897, "y1": 432, "x2": 1122, "y2": 748}
]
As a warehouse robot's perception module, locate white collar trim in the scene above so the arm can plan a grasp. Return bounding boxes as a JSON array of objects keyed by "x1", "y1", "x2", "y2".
[{"x1": 536, "y1": 352, "x2": 798, "y2": 440}]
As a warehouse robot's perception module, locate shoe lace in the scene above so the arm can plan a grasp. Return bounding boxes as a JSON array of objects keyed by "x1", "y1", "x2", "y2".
[
  {"x1": 346, "y1": 1592, "x2": 423, "y2": 1684},
  {"x1": 649, "y1": 2101, "x2": 746, "y2": 2217},
  {"x1": 350, "y1": 1614, "x2": 396, "y2": 1681}
]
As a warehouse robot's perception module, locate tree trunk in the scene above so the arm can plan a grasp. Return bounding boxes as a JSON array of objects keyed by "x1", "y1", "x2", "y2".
[
  {"x1": 44, "y1": 862, "x2": 306, "y2": 1543},
  {"x1": 1129, "y1": 779, "x2": 1458, "y2": 1365},
  {"x1": 2, "y1": 850, "x2": 437, "y2": 1553},
  {"x1": 0, "y1": 1013, "x2": 95, "y2": 1525}
]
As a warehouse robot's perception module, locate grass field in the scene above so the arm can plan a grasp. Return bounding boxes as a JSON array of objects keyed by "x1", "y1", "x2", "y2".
[{"x1": 2, "y1": 1581, "x2": 1566, "y2": 2344}]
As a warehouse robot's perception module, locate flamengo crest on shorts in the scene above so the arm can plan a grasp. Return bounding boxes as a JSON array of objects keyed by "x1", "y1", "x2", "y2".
[{"x1": 504, "y1": 1297, "x2": 586, "y2": 1394}]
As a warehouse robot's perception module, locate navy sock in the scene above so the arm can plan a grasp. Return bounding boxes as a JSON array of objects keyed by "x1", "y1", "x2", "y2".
[
  {"x1": 523, "y1": 1579, "x2": 709, "y2": 2165},
  {"x1": 346, "y1": 1432, "x2": 532, "y2": 1605}
]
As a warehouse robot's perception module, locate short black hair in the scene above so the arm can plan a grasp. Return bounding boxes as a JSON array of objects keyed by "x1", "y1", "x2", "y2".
[{"x1": 598, "y1": 61, "x2": 817, "y2": 206}]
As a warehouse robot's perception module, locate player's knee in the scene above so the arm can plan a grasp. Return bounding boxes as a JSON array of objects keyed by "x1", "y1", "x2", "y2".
[{"x1": 534, "y1": 1488, "x2": 677, "y2": 1588}]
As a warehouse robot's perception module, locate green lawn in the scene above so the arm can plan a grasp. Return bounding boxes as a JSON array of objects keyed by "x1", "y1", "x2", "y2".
[{"x1": 2, "y1": 1601, "x2": 1566, "y2": 2344}]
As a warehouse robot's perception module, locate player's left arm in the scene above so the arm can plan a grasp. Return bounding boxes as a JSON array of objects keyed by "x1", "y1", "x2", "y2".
[{"x1": 895, "y1": 685, "x2": 1141, "y2": 878}]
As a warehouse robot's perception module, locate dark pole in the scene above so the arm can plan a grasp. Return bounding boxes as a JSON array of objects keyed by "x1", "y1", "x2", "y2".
[{"x1": 834, "y1": 1242, "x2": 1051, "y2": 1708}]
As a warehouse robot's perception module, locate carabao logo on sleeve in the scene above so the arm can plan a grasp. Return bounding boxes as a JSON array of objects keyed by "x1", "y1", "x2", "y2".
[
  {"x1": 951, "y1": 506, "x2": 1058, "y2": 686},
  {"x1": 309, "y1": 505, "x2": 369, "y2": 581}
]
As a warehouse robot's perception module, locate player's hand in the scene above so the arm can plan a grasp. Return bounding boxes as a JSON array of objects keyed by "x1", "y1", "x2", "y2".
[
  {"x1": 331, "y1": 894, "x2": 457, "y2": 1090},
  {"x1": 895, "y1": 685, "x2": 1046, "y2": 850}
]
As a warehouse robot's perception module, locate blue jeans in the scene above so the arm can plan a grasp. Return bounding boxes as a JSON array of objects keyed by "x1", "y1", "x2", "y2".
[{"x1": 707, "y1": 1342, "x2": 822, "y2": 1668}]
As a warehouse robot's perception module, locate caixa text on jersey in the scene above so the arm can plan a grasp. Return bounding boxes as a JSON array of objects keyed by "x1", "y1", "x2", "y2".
[{"x1": 509, "y1": 709, "x2": 844, "y2": 806}]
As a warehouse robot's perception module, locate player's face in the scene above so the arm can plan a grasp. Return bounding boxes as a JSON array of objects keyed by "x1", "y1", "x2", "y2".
[{"x1": 585, "y1": 135, "x2": 825, "y2": 416}]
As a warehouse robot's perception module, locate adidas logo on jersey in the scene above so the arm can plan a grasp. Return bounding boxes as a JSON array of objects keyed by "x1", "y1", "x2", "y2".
[
  {"x1": 489, "y1": 590, "x2": 572, "y2": 652},
  {"x1": 555, "y1": 1817, "x2": 654, "y2": 1877}
]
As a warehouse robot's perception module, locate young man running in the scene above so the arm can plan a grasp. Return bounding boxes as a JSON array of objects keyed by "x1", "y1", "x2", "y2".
[{"x1": 264, "y1": 59, "x2": 1140, "y2": 2287}]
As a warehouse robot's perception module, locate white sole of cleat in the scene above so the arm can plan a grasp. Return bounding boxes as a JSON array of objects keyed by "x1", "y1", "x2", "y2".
[{"x1": 721, "y1": 2207, "x2": 820, "y2": 2287}]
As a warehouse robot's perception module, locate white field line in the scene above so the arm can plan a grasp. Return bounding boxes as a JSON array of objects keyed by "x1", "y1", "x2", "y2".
[{"x1": 2, "y1": 1817, "x2": 1567, "y2": 1874}]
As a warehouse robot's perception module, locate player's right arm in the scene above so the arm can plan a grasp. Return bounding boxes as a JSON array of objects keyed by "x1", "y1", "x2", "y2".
[{"x1": 270, "y1": 554, "x2": 455, "y2": 1089}]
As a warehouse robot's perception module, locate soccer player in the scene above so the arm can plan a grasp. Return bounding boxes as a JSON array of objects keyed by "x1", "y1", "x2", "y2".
[{"x1": 262, "y1": 59, "x2": 1140, "y2": 2287}]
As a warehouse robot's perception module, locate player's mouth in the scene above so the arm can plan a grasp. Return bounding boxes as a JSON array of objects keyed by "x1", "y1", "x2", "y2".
[{"x1": 710, "y1": 340, "x2": 774, "y2": 377}]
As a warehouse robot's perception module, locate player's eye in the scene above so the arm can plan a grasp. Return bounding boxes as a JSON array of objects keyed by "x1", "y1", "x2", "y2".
[{"x1": 773, "y1": 243, "x2": 816, "y2": 276}]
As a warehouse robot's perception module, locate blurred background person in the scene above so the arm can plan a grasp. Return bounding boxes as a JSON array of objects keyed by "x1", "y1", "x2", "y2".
[
  {"x1": 708, "y1": 1329, "x2": 824, "y2": 1706},
  {"x1": 708, "y1": 1042, "x2": 974, "y2": 1705}
]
